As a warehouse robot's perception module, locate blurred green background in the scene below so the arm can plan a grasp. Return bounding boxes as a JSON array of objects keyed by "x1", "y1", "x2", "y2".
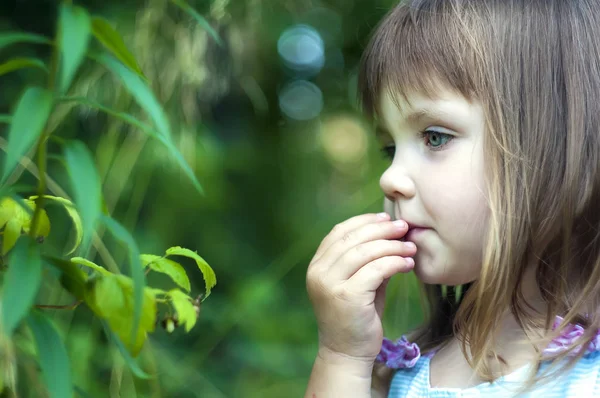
[{"x1": 0, "y1": 0, "x2": 424, "y2": 396}]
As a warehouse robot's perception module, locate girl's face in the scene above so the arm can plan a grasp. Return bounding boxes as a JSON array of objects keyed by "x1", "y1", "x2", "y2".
[{"x1": 377, "y1": 89, "x2": 489, "y2": 285}]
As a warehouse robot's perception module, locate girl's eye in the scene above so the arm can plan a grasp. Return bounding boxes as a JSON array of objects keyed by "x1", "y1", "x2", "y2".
[
  {"x1": 422, "y1": 130, "x2": 453, "y2": 150},
  {"x1": 380, "y1": 144, "x2": 396, "y2": 160}
]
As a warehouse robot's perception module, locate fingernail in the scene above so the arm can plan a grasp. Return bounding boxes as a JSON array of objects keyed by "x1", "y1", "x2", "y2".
[
  {"x1": 377, "y1": 212, "x2": 390, "y2": 219},
  {"x1": 404, "y1": 241, "x2": 416, "y2": 250},
  {"x1": 405, "y1": 258, "x2": 415, "y2": 267},
  {"x1": 393, "y1": 220, "x2": 407, "y2": 229}
]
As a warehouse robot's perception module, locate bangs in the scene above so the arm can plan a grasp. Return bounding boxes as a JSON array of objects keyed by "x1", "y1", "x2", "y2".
[{"x1": 358, "y1": 0, "x2": 485, "y2": 118}]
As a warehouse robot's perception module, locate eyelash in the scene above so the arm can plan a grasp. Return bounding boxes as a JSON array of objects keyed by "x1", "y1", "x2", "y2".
[{"x1": 380, "y1": 130, "x2": 454, "y2": 160}]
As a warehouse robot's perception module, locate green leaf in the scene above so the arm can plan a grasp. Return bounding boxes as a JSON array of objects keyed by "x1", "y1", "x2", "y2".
[
  {"x1": 165, "y1": 246, "x2": 216, "y2": 299},
  {"x1": 170, "y1": 0, "x2": 223, "y2": 46},
  {"x1": 58, "y1": 96, "x2": 158, "y2": 137},
  {"x1": 1, "y1": 238, "x2": 42, "y2": 336},
  {"x1": 101, "y1": 215, "x2": 144, "y2": 350},
  {"x1": 30, "y1": 195, "x2": 82, "y2": 255},
  {"x1": 0, "y1": 58, "x2": 48, "y2": 77},
  {"x1": 2, "y1": 87, "x2": 53, "y2": 184},
  {"x1": 86, "y1": 274, "x2": 155, "y2": 356},
  {"x1": 58, "y1": 4, "x2": 91, "y2": 95},
  {"x1": 168, "y1": 289, "x2": 197, "y2": 332},
  {"x1": 26, "y1": 311, "x2": 72, "y2": 398},
  {"x1": 64, "y1": 141, "x2": 101, "y2": 252},
  {"x1": 101, "y1": 321, "x2": 151, "y2": 378},
  {"x1": 2, "y1": 218, "x2": 21, "y2": 255},
  {"x1": 98, "y1": 54, "x2": 170, "y2": 139},
  {"x1": 71, "y1": 257, "x2": 111, "y2": 276},
  {"x1": 0, "y1": 32, "x2": 52, "y2": 51},
  {"x1": 91, "y1": 17, "x2": 144, "y2": 78},
  {"x1": 161, "y1": 138, "x2": 204, "y2": 195},
  {"x1": 44, "y1": 256, "x2": 87, "y2": 300},
  {"x1": 0, "y1": 115, "x2": 11, "y2": 124},
  {"x1": 140, "y1": 254, "x2": 190, "y2": 292},
  {"x1": 57, "y1": 97, "x2": 204, "y2": 194}
]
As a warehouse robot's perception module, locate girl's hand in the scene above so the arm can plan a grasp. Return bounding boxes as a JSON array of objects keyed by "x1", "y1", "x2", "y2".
[{"x1": 306, "y1": 213, "x2": 416, "y2": 363}]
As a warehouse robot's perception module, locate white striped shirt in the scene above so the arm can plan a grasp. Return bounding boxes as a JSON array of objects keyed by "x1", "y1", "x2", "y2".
[{"x1": 388, "y1": 350, "x2": 600, "y2": 397}]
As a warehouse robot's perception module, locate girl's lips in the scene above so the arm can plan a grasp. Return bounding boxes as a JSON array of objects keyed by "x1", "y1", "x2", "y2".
[{"x1": 405, "y1": 227, "x2": 430, "y2": 241}]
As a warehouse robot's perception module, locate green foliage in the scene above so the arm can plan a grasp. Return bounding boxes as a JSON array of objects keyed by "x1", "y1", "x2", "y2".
[
  {"x1": 0, "y1": 58, "x2": 48, "y2": 77},
  {"x1": 0, "y1": 1, "x2": 217, "y2": 395},
  {"x1": 1, "y1": 87, "x2": 53, "y2": 184},
  {"x1": 26, "y1": 311, "x2": 72, "y2": 398},
  {"x1": 64, "y1": 141, "x2": 101, "y2": 251},
  {"x1": 1, "y1": 238, "x2": 42, "y2": 337},
  {"x1": 58, "y1": 4, "x2": 91, "y2": 95}
]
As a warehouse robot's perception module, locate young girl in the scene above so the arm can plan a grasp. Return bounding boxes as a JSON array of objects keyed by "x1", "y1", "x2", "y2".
[{"x1": 305, "y1": 0, "x2": 600, "y2": 397}]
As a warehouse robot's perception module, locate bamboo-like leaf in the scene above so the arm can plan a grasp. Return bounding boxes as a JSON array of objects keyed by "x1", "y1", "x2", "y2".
[
  {"x1": 58, "y1": 4, "x2": 91, "y2": 94},
  {"x1": 0, "y1": 115, "x2": 11, "y2": 124},
  {"x1": 0, "y1": 58, "x2": 48, "y2": 77},
  {"x1": 165, "y1": 246, "x2": 216, "y2": 299},
  {"x1": 101, "y1": 215, "x2": 144, "y2": 350},
  {"x1": 101, "y1": 321, "x2": 151, "y2": 378},
  {"x1": 141, "y1": 254, "x2": 190, "y2": 292},
  {"x1": 168, "y1": 289, "x2": 197, "y2": 332},
  {"x1": 58, "y1": 96, "x2": 204, "y2": 194},
  {"x1": 30, "y1": 195, "x2": 82, "y2": 254},
  {"x1": 170, "y1": 0, "x2": 223, "y2": 46},
  {"x1": 91, "y1": 17, "x2": 143, "y2": 77},
  {"x1": 0, "y1": 32, "x2": 52, "y2": 51},
  {"x1": 1, "y1": 238, "x2": 42, "y2": 336},
  {"x1": 64, "y1": 141, "x2": 101, "y2": 252},
  {"x1": 26, "y1": 311, "x2": 72, "y2": 398},
  {"x1": 99, "y1": 54, "x2": 170, "y2": 139},
  {"x1": 2, "y1": 87, "x2": 53, "y2": 184},
  {"x1": 70, "y1": 257, "x2": 111, "y2": 276}
]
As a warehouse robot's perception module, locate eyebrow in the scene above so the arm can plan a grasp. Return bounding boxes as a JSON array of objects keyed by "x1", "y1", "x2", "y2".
[{"x1": 375, "y1": 107, "x2": 450, "y2": 137}]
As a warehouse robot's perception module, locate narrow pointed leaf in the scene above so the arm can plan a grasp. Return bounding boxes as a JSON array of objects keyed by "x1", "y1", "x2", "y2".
[
  {"x1": 165, "y1": 246, "x2": 216, "y2": 299},
  {"x1": 140, "y1": 254, "x2": 190, "y2": 291},
  {"x1": 91, "y1": 17, "x2": 143, "y2": 77},
  {"x1": 99, "y1": 54, "x2": 170, "y2": 139},
  {"x1": 1, "y1": 238, "x2": 42, "y2": 336},
  {"x1": 101, "y1": 215, "x2": 144, "y2": 349},
  {"x1": 26, "y1": 311, "x2": 72, "y2": 398},
  {"x1": 161, "y1": 138, "x2": 204, "y2": 194},
  {"x1": 64, "y1": 141, "x2": 101, "y2": 252},
  {"x1": 0, "y1": 33, "x2": 52, "y2": 50},
  {"x1": 168, "y1": 289, "x2": 197, "y2": 332},
  {"x1": 2, "y1": 87, "x2": 53, "y2": 183},
  {"x1": 0, "y1": 58, "x2": 48, "y2": 77},
  {"x1": 101, "y1": 321, "x2": 151, "y2": 378},
  {"x1": 170, "y1": 0, "x2": 222, "y2": 46},
  {"x1": 70, "y1": 257, "x2": 111, "y2": 276},
  {"x1": 58, "y1": 5, "x2": 91, "y2": 94}
]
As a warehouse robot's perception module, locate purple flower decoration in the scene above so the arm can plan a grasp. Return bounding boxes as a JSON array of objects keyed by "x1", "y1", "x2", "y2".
[
  {"x1": 544, "y1": 316, "x2": 600, "y2": 356},
  {"x1": 375, "y1": 336, "x2": 421, "y2": 369},
  {"x1": 378, "y1": 316, "x2": 600, "y2": 369}
]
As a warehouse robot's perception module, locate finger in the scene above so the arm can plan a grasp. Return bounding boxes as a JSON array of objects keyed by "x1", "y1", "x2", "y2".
[
  {"x1": 344, "y1": 256, "x2": 414, "y2": 294},
  {"x1": 312, "y1": 212, "x2": 391, "y2": 263},
  {"x1": 328, "y1": 239, "x2": 416, "y2": 281},
  {"x1": 316, "y1": 219, "x2": 409, "y2": 268},
  {"x1": 375, "y1": 278, "x2": 390, "y2": 320}
]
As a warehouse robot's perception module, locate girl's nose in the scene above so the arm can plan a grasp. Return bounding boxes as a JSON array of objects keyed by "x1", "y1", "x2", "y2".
[{"x1": 379, "y1": 164, "x2": 416, "y2": 201}]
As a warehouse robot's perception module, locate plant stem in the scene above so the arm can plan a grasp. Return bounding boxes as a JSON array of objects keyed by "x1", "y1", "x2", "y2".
[
  {"x1": 35, "y1": 300, "x2": 82, "y2": 310},
  {"x1": 28, "y1": 134, "x2": 48, "y2": 239}
]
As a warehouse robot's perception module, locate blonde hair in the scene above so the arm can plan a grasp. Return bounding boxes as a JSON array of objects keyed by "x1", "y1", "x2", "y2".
[{"x1": 358, "y1": 0, "x2": 600, "y2": 392}]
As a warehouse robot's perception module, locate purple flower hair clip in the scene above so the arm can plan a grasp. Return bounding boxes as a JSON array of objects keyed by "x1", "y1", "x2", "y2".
[{"x1": 375, "y1": 336, "x2": 421, "y2": 369}]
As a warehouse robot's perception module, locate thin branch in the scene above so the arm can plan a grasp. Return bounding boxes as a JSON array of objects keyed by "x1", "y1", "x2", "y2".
[{"x1": 35, "y1": 300, "x2": 82, "y2": 310}]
